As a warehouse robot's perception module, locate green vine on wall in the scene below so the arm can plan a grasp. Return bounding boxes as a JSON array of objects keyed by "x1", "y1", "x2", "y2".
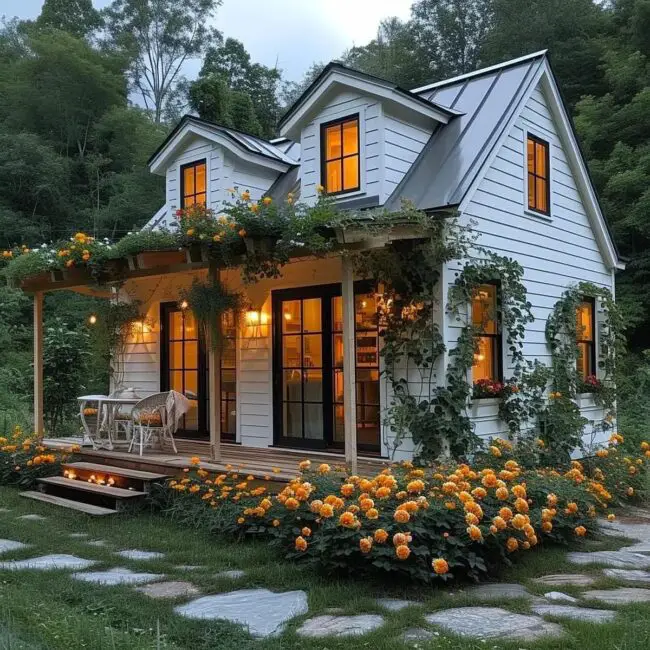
[{"x1": 542, "y1": 282, "x2": 625, "y2": 462}]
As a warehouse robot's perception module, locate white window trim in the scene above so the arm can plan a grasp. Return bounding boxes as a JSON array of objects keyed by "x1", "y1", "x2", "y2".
[
  {"x1": 314, "y1": 111, "x2": 367, "y2": 199},
  {"x1": 523, "y1": 130, "x2": 553, "y2": 221}
]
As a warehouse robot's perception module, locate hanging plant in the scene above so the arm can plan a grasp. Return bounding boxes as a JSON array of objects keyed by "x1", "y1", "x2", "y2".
[{"x1": 180, "y1": 277, "x2": 245, "y2": 351}]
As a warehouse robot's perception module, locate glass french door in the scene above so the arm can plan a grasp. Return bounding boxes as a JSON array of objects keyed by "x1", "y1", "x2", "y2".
[
  {"x1": 272, "y1": 284, "x2": 380, "y2": 452},
  {"x1": 160, "y1": 303, "x2": 236, "y2": 441}
]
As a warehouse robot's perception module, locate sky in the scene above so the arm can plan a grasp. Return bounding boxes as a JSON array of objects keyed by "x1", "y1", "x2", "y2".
[{"x1": 1, "y1": 0, "x2": 414, "y2": 81}]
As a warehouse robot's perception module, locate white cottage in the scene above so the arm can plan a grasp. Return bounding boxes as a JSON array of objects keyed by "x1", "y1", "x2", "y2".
[{"x1": 30, "y1": 51, "x2": 623, "y2": 475}]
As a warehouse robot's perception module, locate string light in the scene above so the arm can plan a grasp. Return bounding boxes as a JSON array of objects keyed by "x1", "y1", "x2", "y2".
[
  {"x1": 88, "y1": 314, "x2": 97, "y2": 325},
  {"x1": 180, "y1": 300, "x2": 189, "y2": 310}
]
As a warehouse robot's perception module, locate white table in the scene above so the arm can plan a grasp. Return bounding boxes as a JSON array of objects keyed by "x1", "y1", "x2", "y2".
[{"x1": 78, "y1": 395, "x2": 142, "y2": 450}]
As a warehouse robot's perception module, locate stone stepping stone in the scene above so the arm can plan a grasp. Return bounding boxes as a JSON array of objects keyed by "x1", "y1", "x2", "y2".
[
  {"x1": 175, "y1": 588, "x2": 308, "y2": 638},
  {"x1": 377, "y1": 598, "x2": 420, "y2": 612},
  {"x1": 599, "y1": 519, "x2": 650, "y2": 542},
  {"x1": 425, "y1": 607, "x2": 563, "y2": 641},
  {"x1": 532, "y1": 603, "x2": 616, "y2": 623},
  {"x1": 463, "y1": 583, "x2": 531, "y2": 600},
  {"x1": 87, "y1": 540, "x2": 108, "y2": 548},
  {"x1": 0, "y1": 540, "x2": 28, "y2": 555},
  {"x1": 18, "y1": 514, "x2": 46, "y2": 521},
  {"x1": 534, "y1": 574, "x2": 596, "y2": 587},
  {"x1": 544, "y1": 592, "x2": 579, "y2": 603},
  {"x1": 401, "y1": 627, "x2": 435, "y2": 643},
  {"x1": 624, "y1": 542, "x2": 650, "y2": 554},
  {"x1": 116, "y1": 549, "x2": 164, "y2": 561},
  {"x1": 215, "y1": 569, "x2": 246, "y2": 580},
  {"x1": 296, "y1": 614, "x2": 385, "y2": 638},
  {"x1": 135, "y1": 580, "x2": 200, "y2": 599},
  {"x1": 69, "y1": 533, "x2": 89, "y2": 539},
  {"x1": 72, "y1": 567, "x2": 164, "y2": 586},
  {"x1": 583, "y1": 587, "x2": 650, "y2": 605},
  {"x1": 567, "y1": 550, "x2": 650, "y2": 569},
  {"x1": 0, "y1": 554, "x2": 95, "y2": 571},
  {"x1": 603, "y1": 568, "x2": 650, "y2": 583},
  {"x1": 175, "y1": 565, "x2": 205, "y2": 572}
]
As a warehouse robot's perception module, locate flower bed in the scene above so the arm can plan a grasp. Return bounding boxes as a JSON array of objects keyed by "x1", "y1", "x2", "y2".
[
  {"x1": 158, "y1": 436, "x2": 649, "y2": 584},
  {"x1": 0, "y1": 426, "x2": 79, "y2": 489}
]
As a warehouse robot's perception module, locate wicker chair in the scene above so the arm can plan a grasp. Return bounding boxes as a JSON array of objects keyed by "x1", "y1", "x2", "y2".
[{"x1": 128, "y1": 392, "x2": 178, "y2": 456}]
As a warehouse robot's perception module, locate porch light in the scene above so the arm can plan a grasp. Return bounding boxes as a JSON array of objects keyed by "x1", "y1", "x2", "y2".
[
  {"x1": 88, "y1": 314, "x2": 97, "y2": 325},
  {"x1": 246, "y1": 309, "x2": 260, "y2": 325}
]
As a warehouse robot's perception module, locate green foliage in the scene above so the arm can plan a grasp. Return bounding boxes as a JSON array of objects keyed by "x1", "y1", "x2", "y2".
[
  {"x1": 35, "y1": 0, "x2": 103, "y2": 38},
  {"x1": 43, "y1": 318, "x2": 90, "y2": 436},
  {"x1": 110, "y1": 229, "x2": 179, "y2": 257},
  {"x1": 181, "y1": 277, "x2": 245, "y2": 351}
]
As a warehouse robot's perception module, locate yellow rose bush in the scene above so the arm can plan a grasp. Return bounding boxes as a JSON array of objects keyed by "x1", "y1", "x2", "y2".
[
  {"x1": 0, "y1": 426, "x2": 78, "y2": 488},
  {"x1": 160, "y1": 436, "x2": 648, "y2": 584}
]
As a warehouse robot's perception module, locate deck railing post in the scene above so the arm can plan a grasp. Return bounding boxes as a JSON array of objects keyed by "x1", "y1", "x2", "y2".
[
  {"x1": 33, "y1": 291, "x2": 44, "y2": 436},
  {"x1": 208, "y1": 264, "x2": 222, "y2": 461},
  {"x1": 341, "y1": 256, "x2": 358, "y2": 474}
]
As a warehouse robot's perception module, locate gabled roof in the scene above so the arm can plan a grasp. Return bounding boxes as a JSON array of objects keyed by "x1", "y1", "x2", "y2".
[
  {"x1": 148, "y1": 115, "x2": 299, "y2": 175},
  {"x1": 384, "y1": 50, "x2": 621, "y2": 269},
  {"x1": 384, "y1": 51, "x2": 547, "y2": 212},
  {"x1": 278, "y1": 62, "x2": 461, "y2": 140}
]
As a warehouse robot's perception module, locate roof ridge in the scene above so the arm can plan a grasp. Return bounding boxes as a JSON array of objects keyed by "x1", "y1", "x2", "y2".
[{"x1": 411, "y1": 50, "x2": 548, "y2": 94}]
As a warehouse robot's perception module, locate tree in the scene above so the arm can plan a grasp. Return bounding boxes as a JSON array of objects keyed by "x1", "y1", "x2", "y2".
[
  {"x1": 411, "y1": 0, "x2": 494, "y2": 78},
  {"x1": 103, "y1": 0, "x2": 222, "y2": 123},
  {"x1": 36, "y1": 0, "x2": 103, "y2": 39}
]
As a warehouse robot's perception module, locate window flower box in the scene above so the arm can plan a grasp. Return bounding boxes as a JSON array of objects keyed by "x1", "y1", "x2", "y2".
[
  {"x1": 470, "y1": 397, "x2": 500, "y2": 419},
  {"x1": 127, "y1": 250, "x2": 186, "y2": 270},
  {"x1": 243, "y1": 236, "x2": 278, "y2": 256}
]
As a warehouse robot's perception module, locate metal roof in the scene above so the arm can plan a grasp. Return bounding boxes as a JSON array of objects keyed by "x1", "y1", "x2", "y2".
[
  {"x1": 384, "y1": 51, "x2": 547, "y2": 212},
  {"x1": 148, "y1": 115, "x2": 299, "y2": 168}
]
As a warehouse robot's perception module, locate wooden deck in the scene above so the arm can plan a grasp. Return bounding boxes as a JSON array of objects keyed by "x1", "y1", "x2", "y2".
[{"x1": 45, "y1": 437, "x2": 390, "y2": 482}]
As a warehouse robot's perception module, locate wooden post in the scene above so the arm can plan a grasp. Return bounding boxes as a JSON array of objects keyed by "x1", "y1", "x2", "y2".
[
  {"x1": 341, "y1": 256, "x2": 358, "y2": 474},
  {"x1": 33, "y1": 291, "x2": 44, "y2": 436},
  {"x1": 208, "y1": 264, "x2": 222, "y2": 461}
]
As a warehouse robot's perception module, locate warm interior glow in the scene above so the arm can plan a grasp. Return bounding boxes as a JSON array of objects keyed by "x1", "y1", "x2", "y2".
[
  {"x1": 246, "y1": 310, "x2": 260, "y2": 324},
  {"x1": 472, "y1": 284, "x2": 498, "y2": 383},
  {"x1": 323, "y1": 117, "x2": 360, "y2": 193}
]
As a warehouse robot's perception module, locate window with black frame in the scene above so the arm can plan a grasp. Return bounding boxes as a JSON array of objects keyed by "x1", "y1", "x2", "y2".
[
  {"x1": 180, "y1": 160, "x2": 207, "y2": 208},
  {"x1": 576, "y1": 298, "x2": 596, "y2": 380},
  {"x1": 321, "y1": 115, "x2": 360, "y2": 194},
  {"x1": 471, "y1": 284, "x2": 502, "y2": 385}
]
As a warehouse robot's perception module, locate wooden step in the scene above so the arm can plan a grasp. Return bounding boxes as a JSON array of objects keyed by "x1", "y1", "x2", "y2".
[
  {"x1": 62, "y1": 462, "x2": 169, "y2": 482},
  {"x1": 38, "y1": 476, "x2": 146, "y2": 499},
  {"x1": 20, "y1": 491, "x2": 117, "y2": 516}
]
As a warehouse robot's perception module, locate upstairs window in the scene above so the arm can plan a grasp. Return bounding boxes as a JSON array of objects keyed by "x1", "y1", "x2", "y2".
[
  {"x1": 527, "y1": 135, "x2": 550, "y2": 215},
  {"x1": 576, "y1": 298, "x2": 596, "y2": 380},
  {"x1": 472, "y1": 284, "x2": 502, "y2": 384},
  {"x1": 321, "y1": 116, "x2": 360, "y2": 194},
  {"x1": 181, "y1": 160, "x2": 207, "y2": 208}
]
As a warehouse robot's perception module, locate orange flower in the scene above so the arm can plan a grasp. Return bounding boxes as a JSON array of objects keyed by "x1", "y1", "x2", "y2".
[
  {"x1": 393, "y1": 532, "x2": 409, "y2": 547},
  {"x1": 574, "y1": 526, "x2": 587, "y2": 537},
  {"x1": 481, "y1": 473, "x2": 498, "y2": 488},
  {"x1": 514, "y1": 498, "x2": 529, "y2": 514},
  {"x1": 190, "y1": 456, "x2": 201, "y2": 466},
  {"x1": 607, "y1": 513, "x2": 616, "y2": 521},
  {"x1": 374, "y1": 529, "x2": 388, "y2": 544},
  {"x1": 360, "y1": 536, "x2": 373, "y2": 554},
  {"x1": 272, "y1": 519, "x2": 280, "y2": 527},
  {"x1": 432, "y1": 558, "x2": 449, "y2": 575},
  {"x1": 394, "y1": 509, "x2": 410, "y2": 523},
  {"x1": 262, "y1": 196, "x2": 272, "y2": 205},
  {"x1": 506, "y1": 537, "x2": 519, "y2": 553},
  {"x1": 359, "y1": 497, "x2": 375, "y2": 511},
  {"x1": 366, "y1": 508, "x2": 379, "y2": 520},
  {"x1": 512, "y1": 484, "x2": 527, "y2": 499},
  {"x1": 295, "y1": 536, "x2": 308, "y2": 552},
  {"x1": 285, "y1": 497, "x2": 299, "y2": 510},
  {"x1": 546, "y1": 493, "x2": 558, "y2": 506},
  {"x1": 489, "y1": 445, "x2": 502, "y2": 457},
  {"x1": 542, "y1": 521, "x2": 553, "y2": 533},
  {"x1": 238, "y1": 229, "x2": 247, "y2": 237},
  {"x1": 492, "y1": 516, "x2": 507, "y2": 531},
  {"x1": 511, "y1": 514, "x2": 527, "y2": 530},
  {"x1": 299, "y1": 459, "x2": 311, "y2": 471},
  {"x1": 467, "y1": 524, "x2": 483, "y2": 541},
  {"x1": 465, "y1": 512, "x2": 479, "y2": 526},
  {"x1": 318, "y1": 463, "x2": 331, "y2": 474},
  {"x1": 319, "y1": 503, "x2": 334, "y2": 518},
  {"x1": 395, "y1": 544, "x2": 411, "y2": 560},
  {"x1": 339, "y1": 511, "x2": 357, "y2": 528},
  {"x1": 341, "y1": 483, "x2": 355, "y2": 497},
  {"x1": 407, "y1": 479, "x2": 425, "y2": 493},
  {"x1": 495, "y1": 486, "x2": 509, "y2": 500},
  {"x1": 376, "y1": 486, "x2": 391, "y2": 499},
  {"x1": 241, "y1": 190, "x2": 251, "y2": 201},
  {"x1": 566, "y1": 502, "x2": 578, "y2": 514},
  {"x1": 471, "y1": 487, "x2": 487, "y2": 500}
]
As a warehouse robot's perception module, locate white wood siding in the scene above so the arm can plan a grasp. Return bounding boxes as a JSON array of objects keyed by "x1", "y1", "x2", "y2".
[{"x1": 446, "y1": 81, "x2": 613, "y2": 447}]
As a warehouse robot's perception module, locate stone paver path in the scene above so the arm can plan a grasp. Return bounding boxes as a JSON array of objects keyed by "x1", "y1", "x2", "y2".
[
  {"x1": 0, "y1": 554, "x2": 95, "y2": 571},
  {"x1": 531, "y1": 603, "x2": 616, "y2": 623},
  {"x1": 135, "y1": 581, "x2": 200, "y2": 599},
  {"x1": 0, "y1": 539, "x2": 28, "y2": 555},
  {"x1": 377, "y1": 598, "x2": 420, "y2": 611},
  {"x1": 583, "y1": 587, "x2": 650, "y2": 605},
  {"x1": 87, "y1": 540, "x2": 109, "y2": 548},
  {"x1": 425, "y1": 607, "x2": 563, "y2": 641},
  {"x1": 72, "y1": 567, "x2": 164, "y2": 586},
  {"x1": 18, "y1": 514, "x2": 45, "y2": 521},
  {"x1": 603, "y1": 568, "x2": 650, "y2": 583},
  {"x1": 401, "y1": 627, "x2": 435, "y2": 643},
  {"x1": 543, "y1": 591, "x2": 579, "y2": 603},
  {"x1": 175, "y1": 565, "x2": 205, "y2": 572},
  {"x1": 175, "y1": 588, "x2": 308, "y2": 638},
  {"x1": 297, "y1": 614, "x2": 385, "y2": 638},
  {"x1": 215, "y1": 569, "x2": 246, "y2": 580},
  {"x1": 534, "y1": 573, "x2": 596, "y2": 587},
  {"x1": 567, "y1": 550, "x2": 650, "y2": 568},
  {"x1": 464, "y1": 583, "x2": 531, "y2": 600},
  {"x1": 69, "y1": 533, "x2": 88, "y2": 539},
  {"x1": 116, "y1": 550, "x2": 164, "y2": 561}
]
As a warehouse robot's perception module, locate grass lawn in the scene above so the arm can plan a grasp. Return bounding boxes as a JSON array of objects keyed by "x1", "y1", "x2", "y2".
[{"x1": 1, "y1": 487, "x2": 649, "y2": 649}]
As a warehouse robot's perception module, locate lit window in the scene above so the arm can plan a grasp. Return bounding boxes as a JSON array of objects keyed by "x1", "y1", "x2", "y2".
[
  {"x1": 527, "y1": 135, "x2": 550, "y2": 215},
  {"x1": 321, "y1": 116, "x2": 360, "y2": 194},
  {"x1": 181, "y1": 160, "x2": 207, "y2": 208},
  {"x1": 472, "y1": 284, "x2": 501, "y2": 383},
  {"x1": 576, "y1": 298, "x2": 595, "y2": 380}
]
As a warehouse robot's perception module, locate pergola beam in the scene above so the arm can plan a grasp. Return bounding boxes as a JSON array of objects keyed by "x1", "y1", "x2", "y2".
[{"x1": 33, "y1": 291, "x2": 44, "y2": 436}]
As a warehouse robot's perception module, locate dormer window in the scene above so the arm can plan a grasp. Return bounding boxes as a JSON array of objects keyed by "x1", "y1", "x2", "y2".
[
  {"x1": 181, "y1": 160, "x2": 207, "y2": 208},
  {"x1": 527, "y1": 135, "x2": 550, "y2": 215},
  {"x1": 321, "y1": 116, "x2": 360, "y2": 194}
]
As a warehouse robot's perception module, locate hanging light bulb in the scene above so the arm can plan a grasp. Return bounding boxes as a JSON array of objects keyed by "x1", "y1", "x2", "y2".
[
  {"x1": 88, "y1": 314, "x2": 97, "y2": 325},
  {"x1": 180, "y1": 300, "x2": 189, "y2": 310}
]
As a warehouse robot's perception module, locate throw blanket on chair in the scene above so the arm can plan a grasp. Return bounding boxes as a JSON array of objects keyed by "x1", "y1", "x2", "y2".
[{"x1": 166, "y1": 390, "x2": 191, "y2": 434}]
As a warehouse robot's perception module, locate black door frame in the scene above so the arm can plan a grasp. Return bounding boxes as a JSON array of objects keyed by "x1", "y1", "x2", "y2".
[
  {"x1": 160, "y1": 302, "x2": 209, "y2": 439},
  {"x1": 271, "y1": 281, "x2": 379, "y2": 453}
]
